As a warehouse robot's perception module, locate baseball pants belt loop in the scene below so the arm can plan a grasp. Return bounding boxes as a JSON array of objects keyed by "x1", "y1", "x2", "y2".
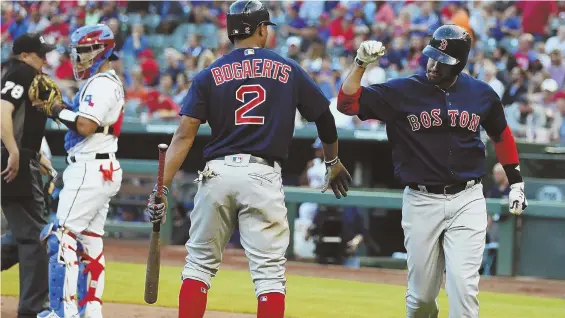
[
  {"x1": 66, "y1": 153, "x2": 115, "y2": 164},
  {"x1": 212, "y1": 155, "x2": 277, "y2": 167},
  {"x1": 409, "y1": 178, "x2": 482, "y2": 195}
]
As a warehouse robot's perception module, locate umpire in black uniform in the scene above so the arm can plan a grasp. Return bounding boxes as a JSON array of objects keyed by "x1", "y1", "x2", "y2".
[{"x1": 1, "y1": 33, "x2": 55, "y2": 318}]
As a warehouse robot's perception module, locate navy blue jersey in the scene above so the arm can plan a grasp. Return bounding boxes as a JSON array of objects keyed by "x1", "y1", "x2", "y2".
[
  {"x1": 180, "y1": 48, "x2": 330, "y2": 162},
  {"x1": 358, "y1": 72, "x2": 507, "y2": 185}
]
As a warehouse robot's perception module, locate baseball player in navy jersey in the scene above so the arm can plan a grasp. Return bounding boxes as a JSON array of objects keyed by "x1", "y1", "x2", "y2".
[
  {"x1": 337, "y1": 25, "x2": 527, "y2": 317},
  {"x1": 145, "y1": 1, "x2": 351, "y2": 317}
]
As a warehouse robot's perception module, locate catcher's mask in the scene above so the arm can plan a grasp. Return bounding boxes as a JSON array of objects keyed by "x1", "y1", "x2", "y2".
[{"x1": 69, "y1": 24, "x2": 118, "y2": 80}]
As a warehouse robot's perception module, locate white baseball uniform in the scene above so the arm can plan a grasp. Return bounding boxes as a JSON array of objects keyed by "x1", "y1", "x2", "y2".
[{"x1": 53, "y1": 70, "x2": 124, "y2": 318}]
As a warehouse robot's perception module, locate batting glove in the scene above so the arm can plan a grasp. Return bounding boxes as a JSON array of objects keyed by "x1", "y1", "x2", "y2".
[
  {"x1": 355, "y1": 41, "x2": 386, "y2": 68},
  {"x1": 508, "y1": 182, "x2": 528, "y2": 215},
  {"x1": 146, "y1": 185, "x2": 169, "y2": 224}
]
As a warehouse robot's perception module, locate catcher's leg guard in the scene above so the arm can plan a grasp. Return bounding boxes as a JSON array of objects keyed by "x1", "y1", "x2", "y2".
[
  {"x1": 39, "y1": 221, "x2": 81, "y2": 318},
  {"x1": 75, "y1": 233, "x2": 105, "y2": 318}
]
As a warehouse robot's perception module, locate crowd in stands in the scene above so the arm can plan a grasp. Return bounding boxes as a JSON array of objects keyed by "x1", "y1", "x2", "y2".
[{"x1": 2, "y1": 0, "x2": 565, "y2": 145}]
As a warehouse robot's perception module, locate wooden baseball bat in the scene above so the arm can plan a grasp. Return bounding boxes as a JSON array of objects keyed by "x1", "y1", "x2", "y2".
[{"x1": 144, "y1": 143, "x2": 168, "y2": 304}]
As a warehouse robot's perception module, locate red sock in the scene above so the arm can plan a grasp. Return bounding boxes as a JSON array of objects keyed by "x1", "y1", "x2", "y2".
[
  {"x1": 257, "y1": 292, "x2": 285, "y2": 318},
  {"x1": 178, "y1": 279, "x2": 208, "y2": 318}
]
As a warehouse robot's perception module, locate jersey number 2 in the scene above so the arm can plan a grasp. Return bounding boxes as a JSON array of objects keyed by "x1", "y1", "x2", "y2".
[{"x1": 235, "y1": 84, "x2": 265, "y2": 125}]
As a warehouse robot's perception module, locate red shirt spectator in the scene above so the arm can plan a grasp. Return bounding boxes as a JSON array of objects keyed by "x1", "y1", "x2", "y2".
[
  {"x1": 516, "y1": 1, "x2": 558, "y2": 37},
  {"x1": 43, "y1": 16, "x2": 70, "y2": 40},
  {"x1": 145, "y1": 89, "x2": 180, "y2": 117},
  {"x1": 55, "y1": 54, "x2": 74, "y2": 80},
  {"x1": 138, "y1": 49, "x2": 160, "y2": 87},
  {"x1": 329, "y1": 15, "x2": 355, "y2": 51}
]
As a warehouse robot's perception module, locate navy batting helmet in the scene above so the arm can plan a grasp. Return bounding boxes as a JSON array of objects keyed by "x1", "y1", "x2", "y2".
[
  {"x1": 227, "y1": 0, "x2": 276, "y2": 44},
  {"x1": 423, "y1": 24, "x2": 472, "y2": 74}
]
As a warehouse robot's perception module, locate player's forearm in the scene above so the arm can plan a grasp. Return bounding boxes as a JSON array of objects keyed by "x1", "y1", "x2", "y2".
[
  {"x1": 163, "y1": 116, "x2": 201, "y2": 188},
  {"x1": 337, "y1": 66, "x2": 365, "y2": 116},
  {"x1": 163, "y1": 132, "x2": 194, "y2": 189},
  {"x1": 1, "y1": 100, "x2": 19, "y2": 155},
  {"x1": 341, "y1": 65, "x2": 365, "y2": 95},
  {"x1": 490, "y1": 126, "x2": 523, "y2": 185}
]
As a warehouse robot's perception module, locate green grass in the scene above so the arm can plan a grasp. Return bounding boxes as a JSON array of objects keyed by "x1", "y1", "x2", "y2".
[{"x1": 2, "y1": 261, "x2": 563, "y2": 318}]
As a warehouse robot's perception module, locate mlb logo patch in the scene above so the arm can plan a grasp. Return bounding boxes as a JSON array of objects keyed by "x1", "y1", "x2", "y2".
[
  {"x1": 260, "y1": 296, "x2": 268, "y2": 302},
  {"x1": 232, "y1": 156, "x2": 243, "y2": 163},
  {"x1": 244, "y1": 49, "x2": 255, "y2": 56},
  {"x1": 201, "y1": 287, "x2": 207, "y2": 294}
]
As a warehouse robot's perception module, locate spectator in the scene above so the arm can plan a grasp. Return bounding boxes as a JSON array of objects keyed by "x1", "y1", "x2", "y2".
[
  {"x1": 145, "y1": 89, "x2": 180, "y2": 120},
  {"x1": 545, "y1": 25, "x2": 565, "y2": 56},
  {"x1": 106, "y1": 18, "x2": 124, "y2": 52},
  {"x1": 505, "y1": 95, "x2": 548, "y2": 141},
  {"x1": 173, "y1": 73, "x2": 191, "y2": 105},
  {"x1": 159, "y1": 73, "x2": 174, "y2": 97},
  {"x1": 374, "y1": 1, "x2": 396, "y2": 26},
  {"x1": 502, "y1": 67, "x2": 528, "y2": 106},
  {"x1": 514, "y1": 33, "x2": 536, "y2": 70},
  {"x1": 122, "y1": 23, "x2": 148, "y2": 58},
  {"x1": 485, "y1": 163, "x2": 510, "y2": 199},
  {"x1": 7, "y1": 7, "x2": 29, "y2": 40},
  {"x1": 548, "y1": 49, "x2": 565, "y2": 90},
  {"x1": 516, "y1": 1, "x2": 558, "y2": 41},
  {"x1": 85, "y1": 2, "x2": 101, "y2": 26},
  {"x1": 43, "y1": 14, "x2": 70, "y2": 43},
  {"x1": 138, "y1": 48, "x2": 160, "y2": 87},
  {"x1": 27, "y1": 6, "x2": 50, "y2": 34},
  {"x1": 554, "y1": 91, "x2": 565, "y2": 144},
  {"x1": 410, "y1": 2, "x2": 439, "y2": 38},
  {"x1": 163, "y1": 48, "x2": 184, "y2": 81},
  {"x1": 70, "y1": 10, "x2": 87, "y2": 34},
  {"x1": 54, "y1": 51, "x2": 73, "y2": 80},
  {"x1": 182, "y1": 34, "x2": 204, "y2": 57},
  {"x1": 483, "y1": 60, "x2": 505, "y2": 99}
]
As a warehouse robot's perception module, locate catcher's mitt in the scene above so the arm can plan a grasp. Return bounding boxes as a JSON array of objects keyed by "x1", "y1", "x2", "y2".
[{"x1": 29, "y1": 73, "x2": 62, "y2": 117}]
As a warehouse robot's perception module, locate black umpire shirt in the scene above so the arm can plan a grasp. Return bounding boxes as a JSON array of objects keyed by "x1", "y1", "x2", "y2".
[{"x1": 1, "y1": 58, "x2": 48, "y2": 196}]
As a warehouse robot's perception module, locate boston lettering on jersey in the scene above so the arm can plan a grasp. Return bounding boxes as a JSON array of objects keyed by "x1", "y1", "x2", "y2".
[
  {"x1": 210, "y1": 59, "x2": 292, "y2": 85},
  {"x1": 407, "y1": 109, "x2": 481, "y2": 132}
]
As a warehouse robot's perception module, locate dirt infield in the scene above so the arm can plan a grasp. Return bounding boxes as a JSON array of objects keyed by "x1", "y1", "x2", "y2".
[{"x1": 2, "y1": 239, "x2": 564, "y2": 317}]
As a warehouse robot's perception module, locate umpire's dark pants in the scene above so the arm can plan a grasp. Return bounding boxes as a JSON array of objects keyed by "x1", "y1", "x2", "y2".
[{"x1": 1, "y1": 159, "x2": 49, "y2": 318}]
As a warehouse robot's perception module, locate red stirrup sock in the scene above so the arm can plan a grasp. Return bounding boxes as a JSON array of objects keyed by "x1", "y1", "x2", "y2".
[
  {"x1": 178, "y1": 279, "x2": 208, "y2": 318},
  {"x1": 257, "y1": 292, "x2": 285, "y2": 318}
]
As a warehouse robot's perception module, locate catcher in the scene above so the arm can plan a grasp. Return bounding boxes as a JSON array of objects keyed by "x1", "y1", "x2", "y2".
[{"x1": 1, "y1": 32, "x2": 58, "y2": 318}]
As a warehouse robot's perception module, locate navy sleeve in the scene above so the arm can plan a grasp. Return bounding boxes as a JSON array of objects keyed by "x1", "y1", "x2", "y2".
[
  {"x1": 358, "y1": 83, "x2": 396, "y2": 122},
  {"x1": 295, "y1": 63, "x2": 330, "y2": 122},
  {"x1": 179, "y1": 71, "x2": 208, "y2": 123},
  {"x1": 481, "y1": 90, "x2": 507, "y2": 138}
]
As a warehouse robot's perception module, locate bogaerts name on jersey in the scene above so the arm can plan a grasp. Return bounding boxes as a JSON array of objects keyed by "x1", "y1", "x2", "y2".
[{"x1": 211, "y1": 59, "x2": 292, "y2": 86}]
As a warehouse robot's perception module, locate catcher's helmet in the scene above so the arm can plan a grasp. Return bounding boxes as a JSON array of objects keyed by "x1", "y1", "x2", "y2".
[
  {"x1": 227, "y1": 0, "x2": 276, "y2": 44},
  {"x1": 422, "y1": 24, "x2": 472, "y2": 74}
]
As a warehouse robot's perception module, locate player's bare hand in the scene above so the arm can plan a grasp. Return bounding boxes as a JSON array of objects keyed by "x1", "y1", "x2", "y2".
[
  {"x1": 322, "y1": 158, "x2": 352, "y2": 199},
  {"x1": 355, "y1": 41, "x2": 386, "y2": 68},
  {"x1": 146, "y1": 185, "x2": 169, "y2": 224},
  {"x1": 1, "y1": 151, "x2": 20, "y2": 183},
  {"x1": 508, "y1": 182, "x2": 527, "y2": 215}
]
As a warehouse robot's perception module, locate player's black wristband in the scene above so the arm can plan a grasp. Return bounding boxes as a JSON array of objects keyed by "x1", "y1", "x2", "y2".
[{"x1": 502, "y1": 164, "x2": 523, "y2": 185}]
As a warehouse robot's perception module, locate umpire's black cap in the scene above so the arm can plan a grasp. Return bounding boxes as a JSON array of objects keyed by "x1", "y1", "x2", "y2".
[
  {"x1": 423, "y1": 24, "x2": 472, "y2": 74},
  {"x1": 227, "y1": 0, "x2": 276, "y2": 44},
  {"x1": 12, "y1": 33, "x2": 56, "y2": 57}
]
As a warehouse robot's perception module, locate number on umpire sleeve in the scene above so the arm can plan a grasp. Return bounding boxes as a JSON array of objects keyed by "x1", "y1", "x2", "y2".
[{"x1": 1, "y1": 81, "x2": 25, "y2": 99}]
